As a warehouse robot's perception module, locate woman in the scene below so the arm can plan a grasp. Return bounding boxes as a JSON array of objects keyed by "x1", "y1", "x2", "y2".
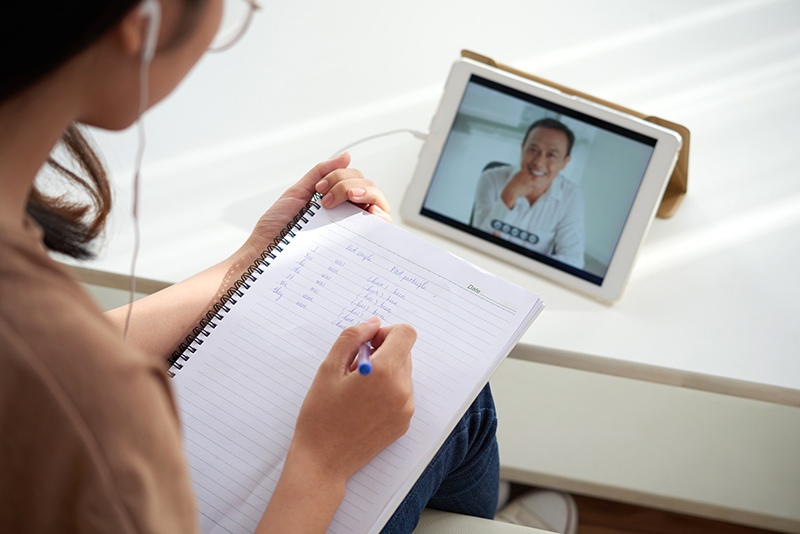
[{"x1": 0, "y1": 1, "x2": 499, "y2": 532}]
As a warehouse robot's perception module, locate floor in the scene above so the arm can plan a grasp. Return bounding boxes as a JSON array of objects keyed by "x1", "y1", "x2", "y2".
[{"x1": 508, "y1": 484, "x2": 782, "y2": 534}]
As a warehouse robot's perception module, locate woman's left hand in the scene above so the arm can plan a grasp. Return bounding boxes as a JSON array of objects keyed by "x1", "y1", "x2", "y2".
[
  {"x1": 237, "y1": 152, "x2": 391, "y2": 262},
  {"x1": 108, "y1": 153, "x2": 390, "y2": 357}
]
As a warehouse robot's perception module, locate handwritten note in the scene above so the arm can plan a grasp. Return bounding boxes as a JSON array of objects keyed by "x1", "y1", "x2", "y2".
[{"x1": 171, "y1": 201, "x2": 543, "y2": 533}]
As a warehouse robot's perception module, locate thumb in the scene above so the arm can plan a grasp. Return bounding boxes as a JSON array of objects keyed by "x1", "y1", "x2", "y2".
[{"x1": 327, "y1": 316, "x2": 380, "y2": 372}]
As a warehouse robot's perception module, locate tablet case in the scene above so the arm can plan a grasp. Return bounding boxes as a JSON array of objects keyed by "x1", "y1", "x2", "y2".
[{"x1": 461, "y1": 50, "x2": 690, "y2": 219}]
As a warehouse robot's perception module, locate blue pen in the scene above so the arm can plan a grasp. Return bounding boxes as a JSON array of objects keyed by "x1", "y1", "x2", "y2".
[{"x1": 357, "y1": 342, "x2": 373, "y2": 375}]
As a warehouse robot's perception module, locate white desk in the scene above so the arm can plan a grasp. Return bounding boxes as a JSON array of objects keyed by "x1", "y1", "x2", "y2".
[{"x1": 70, "y1": 1, "x2": 800, "y2": 531}]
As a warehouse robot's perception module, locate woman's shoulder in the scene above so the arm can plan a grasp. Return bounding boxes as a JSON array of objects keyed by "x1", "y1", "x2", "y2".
[
  {"x1": 0, "y1": 216, "x2": 181, "y2": 453},
  {"x1": 0, "y1": 220, "x2": 142, "y2": 382},
  {"x1": 0, "y1": 225, "x2": 197, "y2": 532}
]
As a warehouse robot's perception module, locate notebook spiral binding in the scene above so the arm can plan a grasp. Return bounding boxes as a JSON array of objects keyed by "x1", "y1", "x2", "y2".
[{"x1": 167, "y1": 193, "x2": 323, "y2": 378}]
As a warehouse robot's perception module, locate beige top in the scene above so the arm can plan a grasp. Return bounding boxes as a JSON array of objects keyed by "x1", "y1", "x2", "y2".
[{"x1": 0, "y1": 220, "x2": 197, "y2": 533}]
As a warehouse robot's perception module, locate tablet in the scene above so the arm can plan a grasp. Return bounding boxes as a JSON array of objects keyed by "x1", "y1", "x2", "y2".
[{"x1": 400, "y1": 57, "x2": 682, "y2": 303}]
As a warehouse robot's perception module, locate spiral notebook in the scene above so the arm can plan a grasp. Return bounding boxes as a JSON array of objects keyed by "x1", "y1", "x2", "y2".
[{"x1": 168, "y1": 194, "x2": 544, "y2": 534}]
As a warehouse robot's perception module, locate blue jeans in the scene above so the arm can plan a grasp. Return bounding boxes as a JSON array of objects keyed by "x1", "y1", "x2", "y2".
[{"x1": 380, "y1": 384, "x2": 499, "y2": 533}]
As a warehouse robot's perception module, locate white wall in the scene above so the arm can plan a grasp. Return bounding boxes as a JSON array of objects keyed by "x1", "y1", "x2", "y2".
[
  {"x1": 89, "y1": 0, "x2": 737, "y2": 180},
  {"x1": 69, "y1": 0, "x2": 800, "y2": 289}
]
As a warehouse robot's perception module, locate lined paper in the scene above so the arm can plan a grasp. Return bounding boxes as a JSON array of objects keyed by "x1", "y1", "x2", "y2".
[{"x1": 172, "y1": 201, "x2": 543, "y2": 533}]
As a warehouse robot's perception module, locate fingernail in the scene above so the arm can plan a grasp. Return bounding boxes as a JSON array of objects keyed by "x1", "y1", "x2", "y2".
[
  {"x1": 350, "y1": 187, "x2": 366, "y2": 198},
  {"x1": 321, "y1": 193, "x2": 333, "y2": 207},
  {"x1": 366, "y1": 315, "x2": 380, "y2": 324},
  {"x1": 371, "y1": 205, "x2": 384, "y2": 214},
  {"x1": 316, "y1": 178, "x2": 329, "y2": 193}
]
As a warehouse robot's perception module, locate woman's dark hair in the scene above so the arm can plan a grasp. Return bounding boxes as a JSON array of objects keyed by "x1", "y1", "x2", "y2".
[
  {"x1": 28, "y1": 126, "x2": 113, "y2": 259},
  {"x1": 1, "y1": 1, "x2": 205, "y2": 259}
]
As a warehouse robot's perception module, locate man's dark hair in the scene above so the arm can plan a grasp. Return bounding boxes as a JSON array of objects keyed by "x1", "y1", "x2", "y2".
[{"x1": 522, "y1": 118, "x2": 575, "y2": 157}]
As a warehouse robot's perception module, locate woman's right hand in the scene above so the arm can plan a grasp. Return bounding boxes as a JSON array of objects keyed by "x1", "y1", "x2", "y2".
[
  {"x1": 256, "y1": 317, "x2": 416, "y2": 533},
  {"x1": 291, "y1": 316, "x2": 416, "y2": 481}
]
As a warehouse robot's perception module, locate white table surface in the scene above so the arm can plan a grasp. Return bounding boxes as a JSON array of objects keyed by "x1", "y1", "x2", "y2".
[{"x1": 69, "y1": 0, "x2": 800, "y2": 404}]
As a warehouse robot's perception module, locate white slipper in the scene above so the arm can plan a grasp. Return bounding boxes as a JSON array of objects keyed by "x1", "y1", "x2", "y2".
[{"x1": 495, "y1": 489, "x2": 578, "y2": 534}]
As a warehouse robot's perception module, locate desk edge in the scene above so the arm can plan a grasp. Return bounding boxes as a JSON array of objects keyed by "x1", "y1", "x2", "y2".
[{"x1": 508, "y1": 344, "x2": 800, "y2": 408}]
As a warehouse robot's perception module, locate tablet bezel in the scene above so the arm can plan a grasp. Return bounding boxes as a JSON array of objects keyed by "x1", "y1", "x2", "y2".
[{"x1": 400, "y1": 57, "x2": 682, "y2": 303}]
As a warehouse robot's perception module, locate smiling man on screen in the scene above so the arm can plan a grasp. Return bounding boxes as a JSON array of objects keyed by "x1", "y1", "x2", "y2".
[{"x1": 472, "y1": 118, "x2": 586, "y2": 269}]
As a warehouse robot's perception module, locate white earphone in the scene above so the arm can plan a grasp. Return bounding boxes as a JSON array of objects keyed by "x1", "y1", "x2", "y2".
[{"x1": 138, "y1": 0, "x2": 162, "y2": 63}]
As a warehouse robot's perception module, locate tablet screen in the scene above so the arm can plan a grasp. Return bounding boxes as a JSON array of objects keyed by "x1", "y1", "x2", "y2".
[{"x1": 419, "y1": 75, "x2": 657, "y2": 286}]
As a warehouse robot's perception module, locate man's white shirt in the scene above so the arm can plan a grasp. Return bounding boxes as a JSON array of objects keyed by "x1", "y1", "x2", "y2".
[{"x1": 472, "y1": 165, "x2": 585, "y2": 269}]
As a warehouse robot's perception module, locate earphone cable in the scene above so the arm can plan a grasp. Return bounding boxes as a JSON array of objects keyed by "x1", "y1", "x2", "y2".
[{"x1": 123, "y1": 45, "x2": 151, "y2": 340}]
